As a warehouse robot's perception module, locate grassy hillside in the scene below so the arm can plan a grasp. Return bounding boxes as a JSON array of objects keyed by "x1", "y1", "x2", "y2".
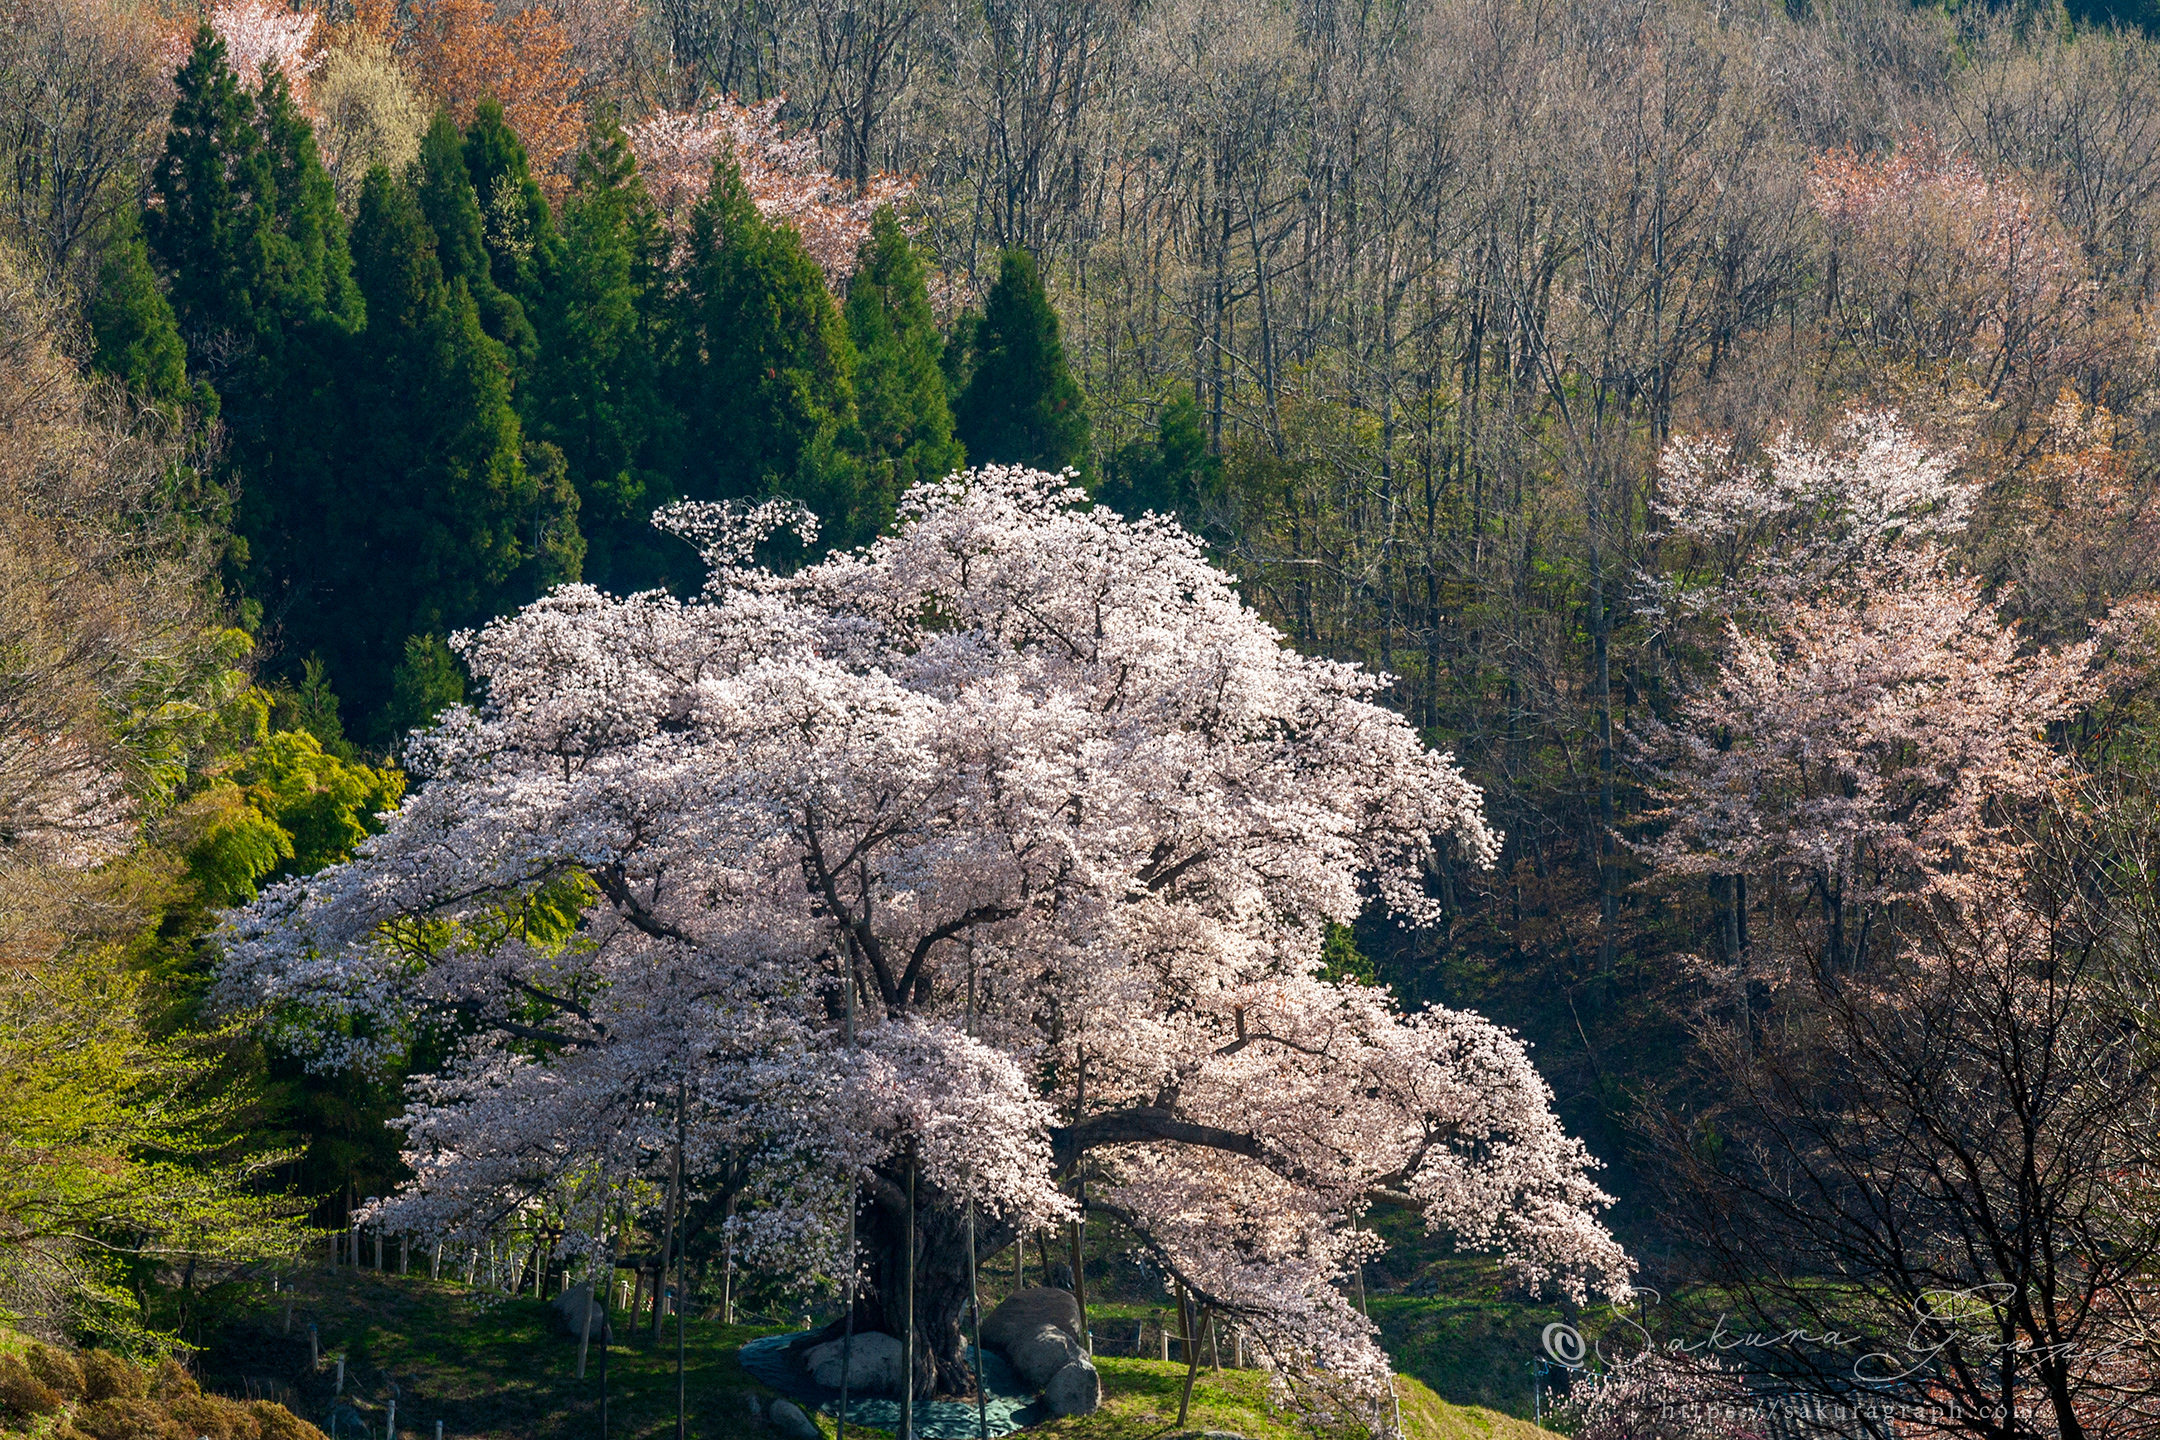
[{"x1": 194, "y1": 1267, "x2": 1569, "y2": 1440}]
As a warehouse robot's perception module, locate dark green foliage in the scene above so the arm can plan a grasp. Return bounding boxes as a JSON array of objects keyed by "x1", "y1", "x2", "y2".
[
  {"x1": 385, "y1": 633, "x2": 467, "y2": 745},
  {"x1": 88, "y1": 214, "x2": 196, "y2": 410},
  {"x1": 2065, "y1": 0, "x2": 2160, "y2": 31},
  {"x1": 941, "y1": 306, "x2": 978, "y2": 401},
  {"x1": 281, "y1": 655, "x2": 352, "y2": 758},
  {"x1": 324, "y1": 164, "x2": 570, "y2": 720},
  {"x1": 525, "y1": 113, "x2": 678, "y2": 592},
  {"x1": 1099, "y1": 390, "x2": 1218, "y2": 519},
  {"x1": 462, "y1": 98, "x2": 560, "y2": 313},
  {"x1": 845, "y1": 208, "x2": 964, "y2": 539},
  {"x1": 146, "y1": 30, "x2": 358, "y2": 705},
  {"x1": 261, "y1": 1024, "x2": 416, "y2": 1231},
  {"x1": 145, "y1": 28, "x2": 268, "y2": 356},
  {"x1": 415, "y1": 111, "x2": 535, "y2": 370},
  {"x1": 673, "y1": 156, "x2": 860, "y2": 549},
  {"x1": 517, "y1": 439, "x2": 588, "y2": 596},
  {"x1": 952, "y1": 248, "x2": 1089, "y2": 475},
  {"x1": 1317, "y1": 922, "x2": 1376, "y2": 985},
  {"x1": 255, "y1": 69, "x2": 361, "y2": 329}
]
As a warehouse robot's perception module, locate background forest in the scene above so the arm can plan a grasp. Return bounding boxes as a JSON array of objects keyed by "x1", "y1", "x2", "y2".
[{"x1": 12, "y1": 0, "x2": 2160, "y2": 1413}]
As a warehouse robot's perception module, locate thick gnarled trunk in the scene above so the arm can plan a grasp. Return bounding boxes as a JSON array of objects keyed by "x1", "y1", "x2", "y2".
[{"x1": 803, "y1": 1177, "x2": 1020, "y2": 1398}]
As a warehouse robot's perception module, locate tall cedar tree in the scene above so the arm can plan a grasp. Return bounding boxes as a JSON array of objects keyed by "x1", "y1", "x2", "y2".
[
  {"x1": 461, "y1": 98, "x2": 559, "y2": 320},
  {"x1": 334, "y1": 165, "x2": 579, "y2": 723},
  {"x1": 673, "y1": 154, "x2": 860, "y2": 553},
  {"x1": 414, "y1": 112, "x2": 535, "y2": 374},
  {"x1": 146, "y1": 28, "x2": 359, "y2": 654},
  {"x1": 952, "y1": 248, "x2": 1088, "y2": 475},
  {"x1": 89, "y1": 212, "x2": 195, "y2": 410},
  {"x1": 1099, "y1": 390, "x2": 1218, "y2": 519},
  {"x1": 844, "y1": 208, "x2": 964, "y2": 541},
  {"x1": 526, "y1": 112, "x2": 678, "y2": 593}
]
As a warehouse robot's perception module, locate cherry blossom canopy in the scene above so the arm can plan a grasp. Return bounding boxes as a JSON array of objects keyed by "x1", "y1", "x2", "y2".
[{"x1": 217, "y1": 467, "x2": 1630, "y2": 1395}]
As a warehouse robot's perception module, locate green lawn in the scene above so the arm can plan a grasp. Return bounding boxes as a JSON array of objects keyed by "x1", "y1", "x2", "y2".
[
  {"x1": 200, "y1": 1266, "x2": 789, "y2": 1438},
  {"x1": 196, "y1": 1266, "x2": 1570, "y2": 1440}
]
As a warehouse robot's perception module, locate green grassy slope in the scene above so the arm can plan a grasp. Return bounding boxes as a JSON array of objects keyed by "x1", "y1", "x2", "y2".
[{"x1": 195, "y1": 1268, "x2": 1568, "y2": 1440}]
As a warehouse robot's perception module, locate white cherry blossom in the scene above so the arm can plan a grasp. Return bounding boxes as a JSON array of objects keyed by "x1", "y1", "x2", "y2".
[{"x1": 217, "y1": 466, "x2": 1628, "y2": 1403}]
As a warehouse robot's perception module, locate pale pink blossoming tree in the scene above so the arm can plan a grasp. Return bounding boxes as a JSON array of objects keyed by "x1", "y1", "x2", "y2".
[
  {"x1": 627, "y1": 97, "x2": 911, "y2": 282},
  {"x1": 1641, "y1": 415, "x2": 2094, "y2": 978},
  {"x1": 217, "y1": 468, "x2": 1631, "y2": 1405},
  {"x1": 208, "y1": 0, "x2": 321, "y2": 98}
]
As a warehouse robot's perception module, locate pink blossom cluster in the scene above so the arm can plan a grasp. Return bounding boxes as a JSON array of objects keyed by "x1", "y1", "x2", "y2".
[
  {"x1": 1652, "y1": 410, "x2": 1970, "y2": 606},
  {"x1": 626, "y1": 98, "x2": 912, "y2": 282},
  {"x1": 1557, "y1": 1349, "x2": 1768, "y2": 1440},
  {"x1": 1642, "y1": 416, "x2": 2095, "y2": 968},
  {"x1": 1645, "y1": 568, "x2": 2089, "y2": 906},
  {"x1": 1807, "y1": 135, "x2": 2087, "y2": 382},
  {"x1": 210, "y1": 0, "x2": 321, "y2": 96},
  {"x1": 217, "y1": 466, "x2": 1627, "y2": 1403}
]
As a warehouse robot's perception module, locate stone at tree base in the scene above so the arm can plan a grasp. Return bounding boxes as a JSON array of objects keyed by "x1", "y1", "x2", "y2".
[
  {"x1": 979, "y1": 1288, "x2": 1101, "y2": 1415},
  {"x1": 802, "y1": 1332, "x2": 905, "y2": 1393},
  {"x1": 1043, "y1": 1358, "x2": 1102, "y2": 1416},
  {"x1": 1005, "y1": 1323, "x2": 1088, "y2": 1389},
  {"x1": 769, "y1": 1398, "x2": 822, "y2": 1439},
  {"x1": 548, "y1": 1283, "x2": 611, "y2": 1343},
  {"x1": 980, "y1": 1287, "x2": 1084, "y2": 1352}
]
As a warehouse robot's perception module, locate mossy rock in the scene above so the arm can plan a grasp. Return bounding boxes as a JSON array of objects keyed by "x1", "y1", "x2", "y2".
[
  {"x1": 248, "y1": 1399, "x2": 330, "y2": 1440},
  {"x1": 0, "y1": 1352, "x2": 62, "y2": 1421},
  {"x1": 151, "y1": 1357, "x2": 200, "y2": 1402},
  {"x1": 80, "y1": 1351, "x2": 148, "y2": 1403},
  {"x1": 171, "y1": 1390, "x2": 262, "y2": 1439},
  {"x1": 72, "y1": 1395, "x2": 185, "y2": 1440},
  {"x1": 26, "y1": 1343, "x2": 86, "y2": 1401}
]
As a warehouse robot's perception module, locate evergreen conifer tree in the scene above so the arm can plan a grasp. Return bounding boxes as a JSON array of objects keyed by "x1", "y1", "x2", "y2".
[
  {"x1": 146, "y1": 29, "x2": 358, "y2": 668},
  {"x1": 147, "y1": 28, "x2": 269, "y2": 360},
  {"x1": 525, "y1": 112, "x2": 678, "y2": 592},
  {"x1": 414, "y1": 112, "x2": 535, "y2": 372},
  {"x1": 326, "y1": 165, "x2": 576, "y2": 721},
  {"x1": 952, "y1": 248, "x2": 1089, "y2": 475},
  {"x1": 462, "y1": 99, "x2": 560, "y2": 316},
  {"x1": 845, "y1": 208, "x2": 963, "y2": 541},
  {"x1": 1099, "y1": 390, "x2": 1219, "y2": 520},
  {"x1": 89, "y1": 216, "x2": 195, "y2": 409},
  {"x1": 673, "y1": 155, "x2": 860, "y2": 550},
  {"x1": 383, "y1": 633, "x2": 467, "y2": 749}
]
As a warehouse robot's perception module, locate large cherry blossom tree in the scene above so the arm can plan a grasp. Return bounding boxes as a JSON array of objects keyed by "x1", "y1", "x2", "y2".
[{"x1": 216, "y1": 468, "x2": 1630, "y2": 1402}]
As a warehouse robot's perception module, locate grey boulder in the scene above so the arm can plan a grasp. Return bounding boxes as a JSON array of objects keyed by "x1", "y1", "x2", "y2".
[
  {"x1": 549, "y1": 1283, "x2": 611, "y2": 1343},
  {"x1": 1043, "y1": 1358, "x2": 1102, "y2": 1416},
  {"x1": 1006, "y1": 1322, "x2": 1087, "y2": 1389},
  {"x1": 980, "y1": 1285, "x2": 1101, "y2": 1416},
  {"x1": 803, "y1": 1331, "x2": 905, "y2": 1394},
  {"x1": 980, "y1": 1287, "x2": 1084, "y2": 1352},
  {"x1": 768, "y1": 1398, "x2": 822, "y2": 1440}
]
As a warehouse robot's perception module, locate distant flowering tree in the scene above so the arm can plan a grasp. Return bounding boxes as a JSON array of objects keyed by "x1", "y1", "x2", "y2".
[
  {"x1": 1808, "y1": 134, "x2": 2094, "y2": 412},
  {"x1": 217, "y1": 467, "x2": 1631, "y2": 1406},
  {"x1": 627, "y1": 98, "x2": 912, "y2": 282},
  {"x1": 1642, "y1": 414, "x2": 2094, "y2": 977},
  {"x1": 207, "y1": 0, "x2": 320, "y2": 98},
  {"x1": 1651, "y1": 409, "x2": 1972, "y2": 612},
  {"x1": 1640, "y1": 565, "x2": 2091, "y2": 974},
  {"x1": 1558, "y1": 1350, "x2": 1768, "y2": 1440},
  {"x1": 353, "y1": 0, "x2": 584, "y2": 193}
]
